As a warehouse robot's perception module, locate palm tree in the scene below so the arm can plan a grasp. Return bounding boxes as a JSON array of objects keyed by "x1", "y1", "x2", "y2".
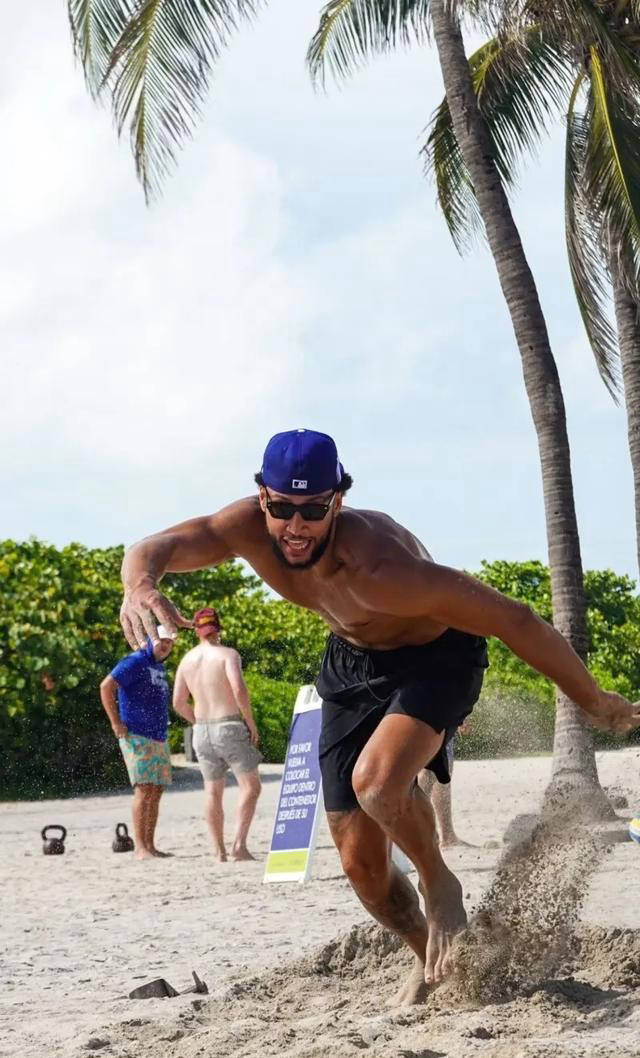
[
  {"x1": 67, "y1": 0, "x2": 611, "y2": 814},
  {"x1": 423, "y1": 4, "x2": 640, "y2": 580},
  {"x1": 308, "y1": 0, "x2": 612, "y2": 815},
  {"x1": 421, "y1": 3, "x2": 640, "y2": 790}
]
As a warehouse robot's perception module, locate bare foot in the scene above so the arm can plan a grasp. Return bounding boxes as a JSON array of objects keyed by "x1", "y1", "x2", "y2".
[
  {"x1": 213, "y1": 849, "x2": 228, "y2": 863},
  {"x1": 135, "y1": 848, "x2": 155, "y2": 861},
  {"x1": 230, "y1": 847, "x2": 255, "y2": 861},
  {"x1": 151, "y1": 849, "x2": 174, "y2": 858},
  {"x1": 390, "y1": 954, "x2": 430, "y2": 1007},
  {"x1": 423, "y1": 867, "x2": 467, "y2": 986}
]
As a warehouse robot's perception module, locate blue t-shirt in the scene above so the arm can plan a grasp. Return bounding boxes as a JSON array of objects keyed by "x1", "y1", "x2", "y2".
[{"x1": 111, "y1": 644, "x2": 170, "y2": 742}]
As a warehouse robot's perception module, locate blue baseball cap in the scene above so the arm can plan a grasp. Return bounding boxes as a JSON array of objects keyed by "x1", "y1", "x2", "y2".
[{"x1": 261, "y1": 429, "x2": 342, "y2": 495}]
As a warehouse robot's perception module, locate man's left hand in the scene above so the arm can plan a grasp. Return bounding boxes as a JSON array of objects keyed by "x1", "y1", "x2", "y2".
[{"x1": 584, "y1": 691, "x2": 640, "y2": 734}]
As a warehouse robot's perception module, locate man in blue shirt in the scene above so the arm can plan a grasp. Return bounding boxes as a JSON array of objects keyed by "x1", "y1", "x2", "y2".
[{"x1": 100, "y1": 625, "x2": 175, "y2": 860}]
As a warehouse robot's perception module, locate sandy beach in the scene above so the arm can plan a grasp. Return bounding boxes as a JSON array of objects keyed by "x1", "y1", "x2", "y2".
[{"x1": 3, "y1": 748, "x2": 640, "y2": 1058}]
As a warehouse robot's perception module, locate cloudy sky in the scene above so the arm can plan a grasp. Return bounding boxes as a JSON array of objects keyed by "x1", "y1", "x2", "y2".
[{"x1": 1, "y1": 2, "x2": 635, "y2": 580}]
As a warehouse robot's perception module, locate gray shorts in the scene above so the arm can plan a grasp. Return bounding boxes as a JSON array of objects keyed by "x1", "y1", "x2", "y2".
[{"x1": 192, "y1": 718, "x2": 262, "y2": 782}]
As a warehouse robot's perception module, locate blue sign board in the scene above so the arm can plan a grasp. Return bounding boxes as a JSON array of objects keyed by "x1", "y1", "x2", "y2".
[{"x1": 264, "y1": 686, "x2": 323, "y2": 883}]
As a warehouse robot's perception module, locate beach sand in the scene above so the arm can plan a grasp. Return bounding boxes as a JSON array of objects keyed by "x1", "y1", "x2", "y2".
[{"x1": 3, "y1": 748, "x2": 640, "y2": 1057}]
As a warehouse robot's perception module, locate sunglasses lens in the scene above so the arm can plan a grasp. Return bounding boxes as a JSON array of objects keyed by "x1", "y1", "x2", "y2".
[
  {"x1": 301, "y1": 505, "x2": 328, "y2": 521},
  {"x1": 269, "y1": 502, "x2": 294, "y2": 519}
]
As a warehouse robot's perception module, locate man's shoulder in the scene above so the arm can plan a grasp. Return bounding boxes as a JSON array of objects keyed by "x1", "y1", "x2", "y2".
[
  {"x1": 111, "y1": 648, "x2": 148, "y2": 683},
  {"x1": 216, "y1": 644, "x2": 240, "y2": 660},
  {"x1": 335, "y1": 508, "x2": 433, "y2": 570},
  {"x1": 214, "y1": 496, "x2": 263, "y2": 537},
  {"x1": 115, "y1": 647, "x2": 147, "y2": 667},
  {"x1": 177, "y1": 645, "x2": 201, "y2": 667}
]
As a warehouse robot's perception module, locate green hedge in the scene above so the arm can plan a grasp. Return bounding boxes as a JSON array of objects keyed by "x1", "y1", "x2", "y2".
[
  {"x1": 0, "y1": 539, "x2": 325, "y2": 798},
  {"x1": 245, "y1": 672, "x2": 299, "y2": 762},
  {"x1": 2, "y1": 542, "x2": 639, "y2": 799}
]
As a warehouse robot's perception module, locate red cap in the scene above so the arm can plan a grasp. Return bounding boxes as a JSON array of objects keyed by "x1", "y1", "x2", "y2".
[{"x1": 193, "y1": 607, "x2": 220, "y2": 638}]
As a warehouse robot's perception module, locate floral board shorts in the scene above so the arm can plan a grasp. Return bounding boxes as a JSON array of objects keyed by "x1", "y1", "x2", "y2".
[
  {"x1": 193, "y1": 717, "x2": 262, "y2": 782},
  {"x1": 119, "y1": 734, "x2": 172, "y2": 787}
]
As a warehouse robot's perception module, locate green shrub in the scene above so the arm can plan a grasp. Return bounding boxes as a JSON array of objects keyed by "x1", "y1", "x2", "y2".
[
  {"x1": 245, "y1": 671, "x2": 299, "y2": 763},
  {"x1": 2, "y1": 541, "x2": 639, "y2": 798},
  {"x1": 0, "y1": 540, "x2": 127, "y2": 798},
  {"x1": 0, "y1": 539, "x2": 325, "y2": 796}
]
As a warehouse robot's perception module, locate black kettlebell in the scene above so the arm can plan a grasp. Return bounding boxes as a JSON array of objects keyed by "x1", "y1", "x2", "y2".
[
  {"x1": 42, "y1": 825, "x2": 66, "y2": 855},
  {"x1": 112, "y1": 822, "x2": 135, "y2": 853}
]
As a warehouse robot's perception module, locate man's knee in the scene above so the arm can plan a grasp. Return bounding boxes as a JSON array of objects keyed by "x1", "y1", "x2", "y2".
[
  {"x1": 238, "y1": 771, "x2": 261, "y2": 800},
  {"x1": 248, "y1": 770, "x2": 262, "y2": 796},
  {"x1": 352, "y1": 761, "x2": 408, "y2": 827},
  {"x1": 205, "y1": 781, "x2": 224, "y2": 802}
]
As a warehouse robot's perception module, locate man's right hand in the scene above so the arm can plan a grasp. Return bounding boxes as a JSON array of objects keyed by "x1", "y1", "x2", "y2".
[
  {"x1": 112, "y1": 721, "x2": 128, "y2": 739},
  {"x1": 247, "y1": 720, "x2": 260, "y2": 746},
  {"x1": 120, "y1": 581, "x2": 192, "y2": 649}
]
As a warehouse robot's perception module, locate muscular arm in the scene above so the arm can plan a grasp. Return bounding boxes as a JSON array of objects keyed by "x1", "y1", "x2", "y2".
[
  {"x1": 357, "y1": 559, "x2": 638, "y2": 730},
  {"x1": 120, "y1": 499, "x2": 255, "y2": 647},
  {"x1": 122, "y1": 515, "x2": 235, "y2": 584},
  {"x1": 429, "y1": 565, "x2": 597, "y2": 709},
  {"x1": 172, "y1": 663, "x2": 196, "y2": 725},
  {"x1": 224, "y1": 652, "x2": 259, "y2": 744}
]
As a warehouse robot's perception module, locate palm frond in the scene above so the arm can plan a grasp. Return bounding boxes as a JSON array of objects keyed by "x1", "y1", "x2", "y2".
[
  {"x1": 67, "y1": 0, "x2": 132, "y2": 96},
  {"x1": 104, "y1": 0, "x2": 259, "y2": 200},
  {"x1": 426, "y1": 96, "x2": 484, "y2": 251},
  {"x1": 307, "y1": 0, "x2": 431, "y2": 87},
  {"x1": 523, "y1": 0, "x2": 640, "y2": 92},
  {"x1": 423, "y1": 28, "x2": 574, "y2": 252},
  {"x1": 585, "y1": 48, "x2": 640, "y2": 293},
  {"x1": 564, "y1": 77, "x2": 620, "y2": 398}
]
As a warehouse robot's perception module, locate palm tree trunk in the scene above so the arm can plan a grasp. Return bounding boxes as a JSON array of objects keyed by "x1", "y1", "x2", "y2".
[
  {"x1": 610, "y1": 252, "x2": 640, "y2": 578},
  {"x1": 430, "y1": 0, "x2": 611, "y2": 816}
]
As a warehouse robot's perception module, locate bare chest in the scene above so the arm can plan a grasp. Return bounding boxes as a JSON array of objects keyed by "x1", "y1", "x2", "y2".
[
  {"x1": 243, "y1": 547, "x2": 365, "y2": 626},
  {"x1": 242, "y1": 547, "x2": 438, "y2": 646}
]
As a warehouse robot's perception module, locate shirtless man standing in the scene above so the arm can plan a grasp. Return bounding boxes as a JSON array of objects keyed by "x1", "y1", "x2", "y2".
[
  {"x1": 119, "y1": 427, "x2": 639, "y2": 1000},
  {"x1": 172, "y1": 607, "x2": 261, "y2": 861}
]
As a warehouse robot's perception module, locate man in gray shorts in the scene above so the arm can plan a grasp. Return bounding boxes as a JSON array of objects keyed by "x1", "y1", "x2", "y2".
[{"x1": 172, "y1": 608, "x2": 262, "y2": 861}]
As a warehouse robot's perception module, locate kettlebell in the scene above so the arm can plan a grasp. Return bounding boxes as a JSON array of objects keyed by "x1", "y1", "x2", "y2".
[
  {"x1": 112, "y1": 822, "x2": 135, "y2": 853},
  {"x1": 42, "y1": 825, "x2": 66, "y2": 855}
]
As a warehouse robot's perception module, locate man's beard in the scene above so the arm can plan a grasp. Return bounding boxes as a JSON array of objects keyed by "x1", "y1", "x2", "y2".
[{"x1": 270, "y1": 533, "x2": 330, "y2": 571}]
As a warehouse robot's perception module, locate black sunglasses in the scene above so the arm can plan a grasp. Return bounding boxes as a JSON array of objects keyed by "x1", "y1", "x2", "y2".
[{"x1": 264, "y1": 488, "x2": 335, "y2": 522}]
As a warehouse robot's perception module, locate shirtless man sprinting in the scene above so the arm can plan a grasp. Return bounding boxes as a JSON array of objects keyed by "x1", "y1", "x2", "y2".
[
  {"x1": 119, "y1": 427, "x2": 640, "y2": 1001},
  {"x1": 172, "y1": 607, "x2": 261, "y2": 862}
]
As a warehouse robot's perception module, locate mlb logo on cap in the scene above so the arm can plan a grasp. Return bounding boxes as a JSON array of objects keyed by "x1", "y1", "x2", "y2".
[{"x1": 261, "y1": 429, "x2": 342, "y2": 496}]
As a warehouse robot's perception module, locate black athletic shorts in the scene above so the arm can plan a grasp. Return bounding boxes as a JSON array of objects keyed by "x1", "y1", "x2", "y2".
[{"x1": 316, "y1": 628, "x2": 489, "y2": 813}]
